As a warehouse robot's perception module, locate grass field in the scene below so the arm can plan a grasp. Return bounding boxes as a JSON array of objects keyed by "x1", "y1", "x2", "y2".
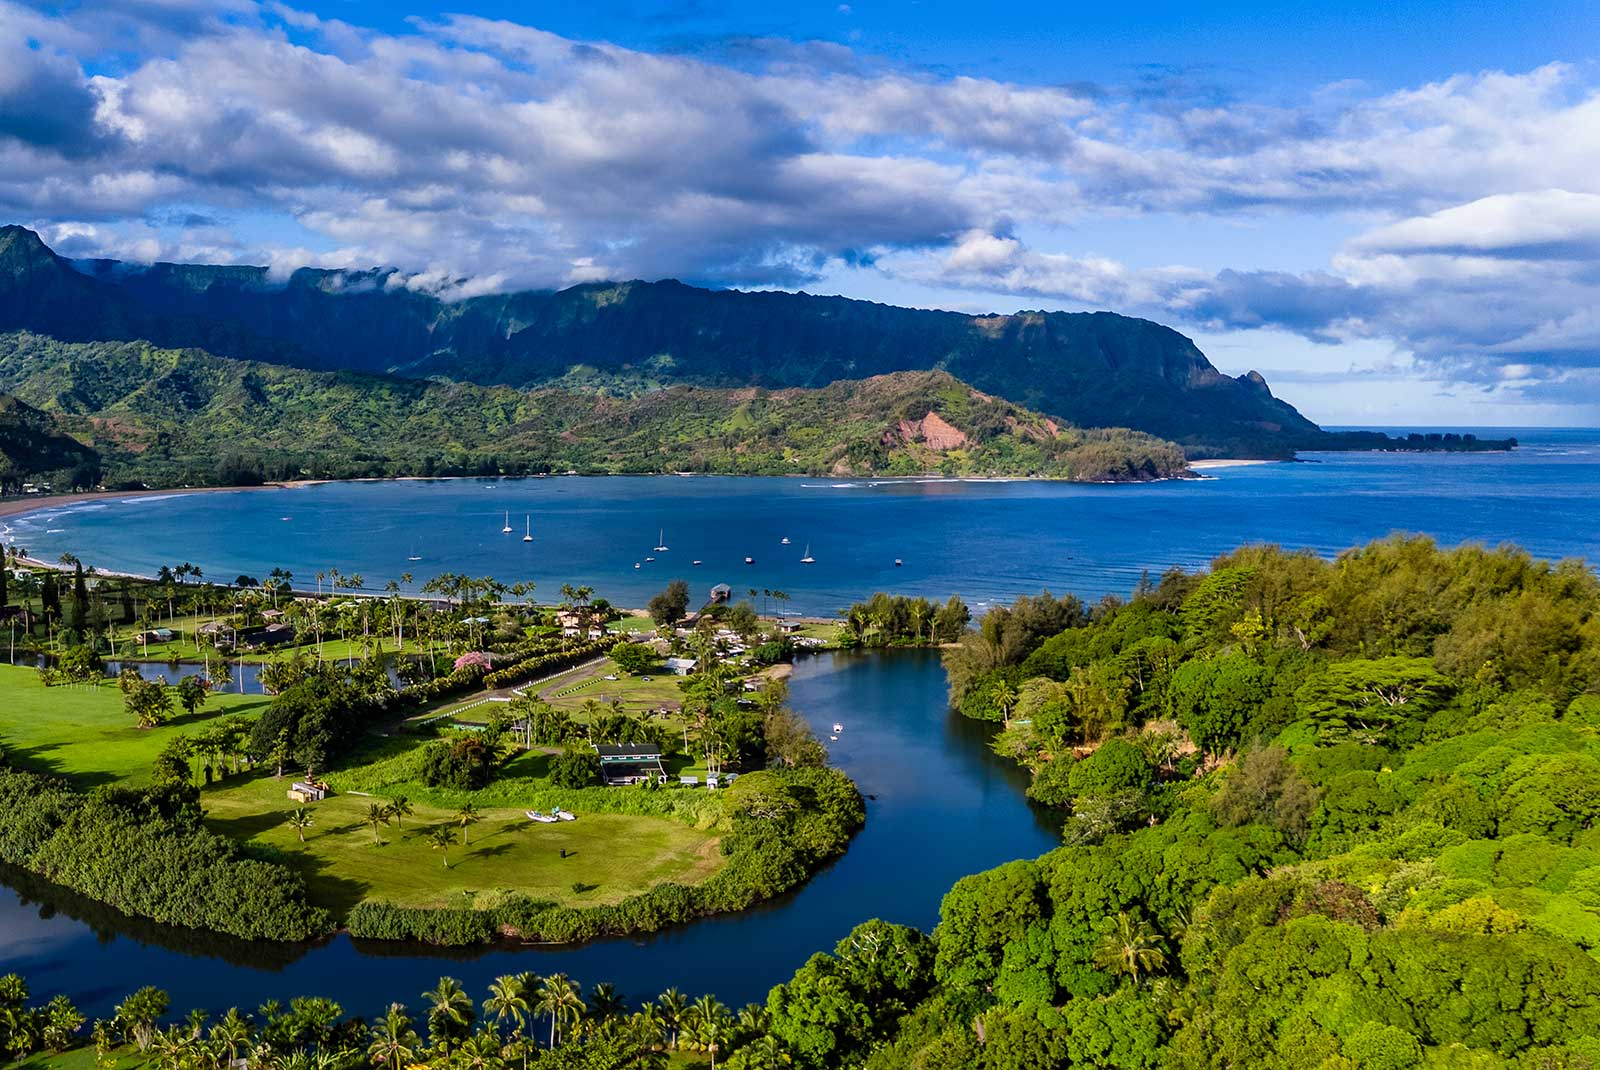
[
  {"x1": 202, "y1": 772, "x2": 722, "y2": 916},
  {"x1": 0, "y1": 665, "x2": 269, "y2": 787},
  {"x1": 0, "y1": 663, "x2": 726, "y2": 920}
]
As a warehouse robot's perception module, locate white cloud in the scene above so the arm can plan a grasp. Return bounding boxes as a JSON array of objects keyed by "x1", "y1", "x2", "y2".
[{"x1": 2, "y1": 0, "x2": 1599, "y2": 410}]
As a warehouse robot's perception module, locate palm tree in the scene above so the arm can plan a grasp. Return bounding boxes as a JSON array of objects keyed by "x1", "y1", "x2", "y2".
[
  {"x1": 207, "y1": 1007, "x2": 252, "y2": 1068},
  {"x1": 366, "y1": 803, "x2": 389, "y2": 844},
  {"x1": 992, "y1": 678, "x2": 1019, "y2": 727},
  {"x1": 534, "y1": 974, "x2": 584, "y2": 1049},
  {"x1": 456, "y1": 802, "x2": 480, "y2": 845},
  {"x1": 687, "y1": 997, "x2": 733, "y2": 1070},
  {"x1": 285, "y1": 807, "x2": 313, "y2": 843},
  {"x1": 482, "y1": 974, "x2": 531, "y2": 1043},
  {"x1": 422, "y1": 977, "x2": 475, "y2": 1053},
  {"x1": 586, "y1": 982, "x2": 626, "y2": 1023},
  {"x1": 386, "y1": 795, "x2": 414, "y2": 830},
  {"x1": 1093, "y1": 911, "x2": 1167, "y2": 983},
  {"x1": 367, "y1": 1004, "x2": 419, "y2": 1070},
  {"x1": 655, "y1": 987, "x2": 687, "y2": 1050},
  {"x1": 742, "y1": 1035, "x2": 793, "y2": 1069},
  {"x1": 454, "y1": 1030, "x2": 505, "y2": 1070},
  {"x1": 427, "y1": 825, "x2": 454, "y2": 867}
]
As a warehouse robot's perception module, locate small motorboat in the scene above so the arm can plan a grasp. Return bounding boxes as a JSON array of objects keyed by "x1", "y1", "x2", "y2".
[
  {"x1": 744, "y1": 556, "x2": 755, "y2": 564},
  {"x1": 829, "y1": 734, "x2": 838, "y2": 741},
  {"x1": 832, "y1": 722, "x2": 844, "y2": 733},
  {"x1": 894, "y1": 558, "x2": 903, "y2": 567},
  {"x1": 780, "y1": 537, "x2": 791, "y2": 545},
  {"x1": 525, "y1": 810, "x2": 558, "y2": 823},
  {"x1": 645, "y1": 555, "x2": 655, "y2": 562},
  {"x1": 692, "y1": 559, "x2": 702, "y2": 566},
  {"x1": 634, "y1": 562, "x2": 642, "y2": 569},
  {"x1": 553, "y1": 807, "x2": 577, "y2": 822}
]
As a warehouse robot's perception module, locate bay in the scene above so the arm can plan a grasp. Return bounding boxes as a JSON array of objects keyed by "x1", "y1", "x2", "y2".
[{"x1": 6, "y1": 431, "x2": 1598, "y2": 619}]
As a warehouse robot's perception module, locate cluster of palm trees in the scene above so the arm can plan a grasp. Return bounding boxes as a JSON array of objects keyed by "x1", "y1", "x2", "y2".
[{"x1": 371, "y1": 974, "x2": 772, "y2": 1070}]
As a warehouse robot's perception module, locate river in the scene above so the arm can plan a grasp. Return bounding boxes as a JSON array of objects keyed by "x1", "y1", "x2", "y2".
[{"x1": 0, "y1": 650, "x2": 1059, "y2": 1018}]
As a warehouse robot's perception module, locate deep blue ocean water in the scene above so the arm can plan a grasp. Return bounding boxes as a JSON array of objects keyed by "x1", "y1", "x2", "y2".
[{"x1": 7, "y1": 430, "x2": 1599, "y2": 616}]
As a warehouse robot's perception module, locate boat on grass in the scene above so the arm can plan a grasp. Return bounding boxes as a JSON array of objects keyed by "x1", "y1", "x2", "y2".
[{"x1": 525, "y1": 810, "x2": 558, "y2": 823}]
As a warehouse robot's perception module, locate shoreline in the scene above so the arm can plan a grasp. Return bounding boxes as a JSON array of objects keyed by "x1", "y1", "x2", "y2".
[
  {"x1": 1188, "y1": 458, "x2": 1278, "y2": 470},
  {"x1": 0, "y1": 466, "x2": 1204, "y2": 529},
  {"x1": 0, "y1": 483, "x2": 286, "y2": 522}
]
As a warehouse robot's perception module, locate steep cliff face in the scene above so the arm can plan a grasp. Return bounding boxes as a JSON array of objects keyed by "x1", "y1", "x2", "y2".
[{"x1": 0, "y1": 226, "x2": 1317, "y2": 455}]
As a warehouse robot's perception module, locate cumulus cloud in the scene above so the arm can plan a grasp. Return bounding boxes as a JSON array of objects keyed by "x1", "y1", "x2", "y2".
[{"x1": 2, "y1": 0, "x2": 1599, "y2": 401}]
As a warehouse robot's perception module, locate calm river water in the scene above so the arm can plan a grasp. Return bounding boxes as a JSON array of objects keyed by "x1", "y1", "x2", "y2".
[{"x1": 0, "y1": 650, "x2": 1059, "y2": 1018}]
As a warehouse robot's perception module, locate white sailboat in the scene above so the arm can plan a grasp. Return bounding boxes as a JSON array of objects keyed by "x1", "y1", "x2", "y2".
[
  {"x1": 780, "y1": 537, "x2": 791, "y2": 545},
  {"x1": 522, "y1": 515, "x2": 533, "y2": 542},
  {"x1": 654, "y1": 529, "x2": 669, "y2": 552},
  {"x1": 502, "y1": 511, "x2": 513, "y2": 534},
  {"x1": 800, "y1": 543, "x2": 815, "y2": 564},
  {"x1": 407, "y1": 545, "x2": 422, "y2": 562}
]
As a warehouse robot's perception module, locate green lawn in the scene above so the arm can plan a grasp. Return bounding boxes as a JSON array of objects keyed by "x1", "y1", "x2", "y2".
[
  {"x1": 0, "y1": 665, "x2": 269, "y2": 787},
  {"x1": 0, "y1": 659, "x2": 727, "y2": 924},
  {"x1": 202, "y1": 771, "x2": 721, "y2": 917}
]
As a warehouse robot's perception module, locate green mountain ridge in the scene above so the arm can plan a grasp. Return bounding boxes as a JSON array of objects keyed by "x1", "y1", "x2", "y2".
[
  {"x1": 0, "y1": 333, "x2": 1191, "y2": 487},
  {"x1": 0, "y1": 225, "x2": 1343, "y2": 459}
]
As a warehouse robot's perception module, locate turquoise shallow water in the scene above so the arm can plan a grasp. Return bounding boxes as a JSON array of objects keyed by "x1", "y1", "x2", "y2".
[{"x1": 6, "y1": 429, "x2": 1599, "y2": 615}]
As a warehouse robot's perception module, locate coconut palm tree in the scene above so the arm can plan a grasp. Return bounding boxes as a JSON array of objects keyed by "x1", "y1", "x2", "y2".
[
  {"x1": 365, "y1": 803, "x2": 389, "y2": 844},
  {"x1": 991, "y1": 678, "x2": 1019, "y2": 727},
  {"x1": 454, "y1": 802, "x2": 479, "y2": 845},
  {"x1": 285, "y1": 807, "x2": 313, "y2": 843},
  {"x1": 367, "y1": 1004, "x2": 418, "y2": 1070},
  {"x1": 654, "y1": 988, "x2": 687, "y2": 1050},
  {"x1": 1093, "y1": 911, "x2": 1167, "y2": 983},
  {"x1": 687, "y1": 997, "x2": 733, "y2": 1070},
  {"x1": 386, "y1": 795, "x2": 414, "y2": 830},
  {"x1": 534, "y1": 974, "x2": 584, "y2": 1049},
  {"x1": 427, "y1": 825, "x2": 454, "y2": 867},
  {"x1": 422, "y1": 977, "x2": 475, "y2": 1053},
  {"x1": 586, "y1": 982, "x2": 626, "y2": 1023},
  {"x1": 481, "y1": 974, "x2": 530, "y2": 1043}
]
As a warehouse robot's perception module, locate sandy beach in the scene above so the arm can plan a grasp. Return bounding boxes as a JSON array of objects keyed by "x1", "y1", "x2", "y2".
[
  {"x1": 1188, "y1": 458, "x2": 1278, "y2": 470},
  {"x1": 0, "y1": 484, "x2": 284, "y2": 522}
]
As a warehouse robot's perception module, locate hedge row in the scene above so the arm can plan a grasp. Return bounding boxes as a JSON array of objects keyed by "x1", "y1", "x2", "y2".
[{"x1": 481, "y1": 640, "x2": 610, "y2": 690}]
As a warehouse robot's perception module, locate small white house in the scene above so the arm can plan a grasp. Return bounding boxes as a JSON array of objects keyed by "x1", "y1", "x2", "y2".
[{"x1": 665, "y1": 656, "x2": 698, "y2": 675}]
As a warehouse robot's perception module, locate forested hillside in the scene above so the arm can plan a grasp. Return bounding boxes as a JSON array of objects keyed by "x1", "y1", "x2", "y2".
[
  {"x1": 0, "y1": 393, "x2": 100, "y2": 492},
  {"x1": 0, "y1": 225, "x2": 1341, "y2": 458},
  {"x1": 749, "y1": 537, "x2": 1600, "y2": 1068},
  {"x1": 0, "y1": 333, "x2": 1190, "y2": 486}
]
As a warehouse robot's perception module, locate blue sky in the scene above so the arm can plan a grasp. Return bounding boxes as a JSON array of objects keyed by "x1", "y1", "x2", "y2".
[{"x1": 4, "y1": 0, "x2": 1599, "y2": 426}]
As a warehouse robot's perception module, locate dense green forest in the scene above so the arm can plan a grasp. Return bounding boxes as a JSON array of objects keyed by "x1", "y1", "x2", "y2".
[{"x1": 0, "y1": 333, "x2": 1191, "y2": 487}]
